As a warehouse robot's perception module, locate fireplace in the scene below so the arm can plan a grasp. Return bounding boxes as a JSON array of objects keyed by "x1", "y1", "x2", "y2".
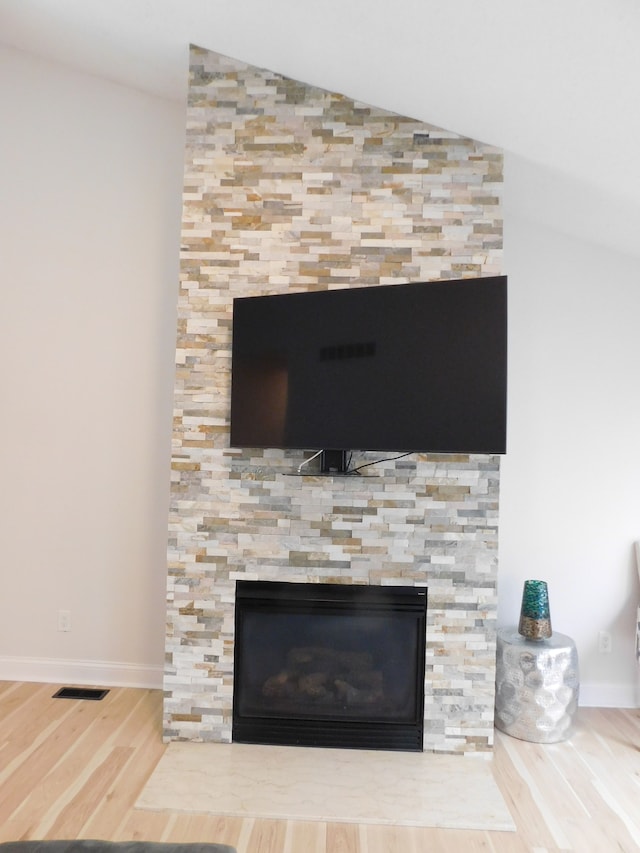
[
  {"x1": 164, "y1": 46, "x2": 503, "y2": 755},
  {"x1": 232, "y1": 580, "x2": 428, "y2": 751}
]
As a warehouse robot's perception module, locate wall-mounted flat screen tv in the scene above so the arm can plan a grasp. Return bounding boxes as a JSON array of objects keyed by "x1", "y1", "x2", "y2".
[{"x1": 230, "y1": 275, "x2": 507, "y2": 459}]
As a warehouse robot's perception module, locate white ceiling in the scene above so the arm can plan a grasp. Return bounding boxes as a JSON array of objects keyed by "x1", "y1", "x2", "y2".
[{"x1": 2, "y1": 0, "x2": 639, "y2": 258}]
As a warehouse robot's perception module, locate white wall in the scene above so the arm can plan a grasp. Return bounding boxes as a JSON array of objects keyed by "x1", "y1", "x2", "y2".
[
  {"x1": 0, "y1": 45, "x2": 638, "y2": 704},
  {"x1": 0, "y1": 47, "x2": 185, "y2": 685},
  {"x1": 500, "y1": 201, "x2": 640, "y2": 706}
]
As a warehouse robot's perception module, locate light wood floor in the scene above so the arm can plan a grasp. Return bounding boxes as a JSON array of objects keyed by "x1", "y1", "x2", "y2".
[{"x1": 0, "y1": 681, "x2": 638, "y2": 852}]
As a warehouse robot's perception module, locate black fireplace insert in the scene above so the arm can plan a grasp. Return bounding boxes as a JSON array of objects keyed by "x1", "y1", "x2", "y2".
[{"x1": 232, "y1": 580, "x2": 427, "y2": 751}]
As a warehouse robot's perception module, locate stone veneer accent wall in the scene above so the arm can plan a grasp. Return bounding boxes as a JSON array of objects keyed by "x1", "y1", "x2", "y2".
[{"x1": 164, "y1": 45, "x2": 503, "y2": 754}]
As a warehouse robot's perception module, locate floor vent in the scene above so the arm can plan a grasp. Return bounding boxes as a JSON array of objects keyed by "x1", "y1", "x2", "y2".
[{"x1": 52, "y1": 687, "x2": 109, "y2": 701}]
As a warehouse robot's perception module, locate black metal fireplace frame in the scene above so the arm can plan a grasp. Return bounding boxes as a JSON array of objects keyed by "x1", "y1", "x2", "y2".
[{"x1": 232, "y1": 580, "x2": 427, "y2": 751}]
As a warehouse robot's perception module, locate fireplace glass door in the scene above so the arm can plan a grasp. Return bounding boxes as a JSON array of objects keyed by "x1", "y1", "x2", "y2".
[{"x1": 232, "y1": 580, "x2": 427, "y2": 751}]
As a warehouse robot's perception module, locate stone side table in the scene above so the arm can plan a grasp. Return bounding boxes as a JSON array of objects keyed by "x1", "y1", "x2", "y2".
[{"x1": 495, "y1": 627, "x2": 579, "y2": 743}]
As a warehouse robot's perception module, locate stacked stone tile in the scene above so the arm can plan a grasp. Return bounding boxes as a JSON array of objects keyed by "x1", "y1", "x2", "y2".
[{"x1": 165, "y1": 46, "x2": 503, "y2": 753}]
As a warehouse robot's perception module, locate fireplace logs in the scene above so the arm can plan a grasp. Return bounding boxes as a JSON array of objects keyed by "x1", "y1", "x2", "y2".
[{"x1": 262, "y1": 645, "x2": 384, "y2": 707}]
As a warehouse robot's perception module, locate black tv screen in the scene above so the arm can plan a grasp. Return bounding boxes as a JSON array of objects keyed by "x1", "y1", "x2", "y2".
[{"x1": 230, "y1": 275, "x2": 507, "y2": 456}]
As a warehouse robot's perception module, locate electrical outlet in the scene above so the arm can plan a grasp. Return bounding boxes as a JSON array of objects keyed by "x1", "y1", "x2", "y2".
[
  {"x1": 598, "y1": 630, "x2": 612, "y2": 654},
  {"x1": 58, "y1": 610, "x2": 72, "y2": 632}
]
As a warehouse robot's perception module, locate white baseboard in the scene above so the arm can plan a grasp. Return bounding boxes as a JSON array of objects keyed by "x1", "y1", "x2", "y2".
[
  {"x1": 578, "y1": 681, "x2": 640, "y2": 709},
  {"x1": 1, "y1": 657, "x2": 637, "y2": 708},
  {"x1": 0, "y1": 655, "x2": 164, "y2": 690}
]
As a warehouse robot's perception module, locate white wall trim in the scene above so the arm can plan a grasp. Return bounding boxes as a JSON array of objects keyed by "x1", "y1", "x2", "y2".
[
  {"x1": 579, "y1": 681, "x2": 640, "y2": 709},
  {"x1": 1, "y1": 656, "x2": 637, "y2": 708},
  {"x1": 0, "y1": 656, "x2": 164, "y2": 690}
]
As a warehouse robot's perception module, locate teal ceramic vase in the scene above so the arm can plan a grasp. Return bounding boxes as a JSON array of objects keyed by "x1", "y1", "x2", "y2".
[{"x1": 518, "y1": 579, "x2": 552, "y2": 640}]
